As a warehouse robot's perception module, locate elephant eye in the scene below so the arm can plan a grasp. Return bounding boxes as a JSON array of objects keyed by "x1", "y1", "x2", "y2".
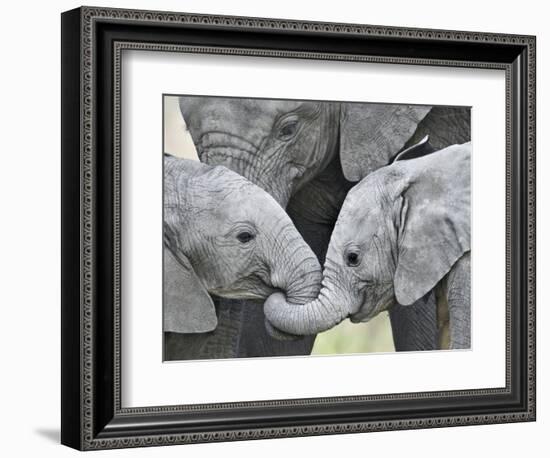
[
  {"x1": 346, "y1": 252, "x2": 360, "y2": 267},
  {"x1": 278, "y1": 119, "x2": 299, "y2": 140},
  {"x1": 237, "y1": 231, "x2": 255, "y2": 244}
]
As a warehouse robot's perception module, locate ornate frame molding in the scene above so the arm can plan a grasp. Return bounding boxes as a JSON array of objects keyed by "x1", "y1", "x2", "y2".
[{"x1": 61, "y1": 6, "x2": 536, "y2": 450}]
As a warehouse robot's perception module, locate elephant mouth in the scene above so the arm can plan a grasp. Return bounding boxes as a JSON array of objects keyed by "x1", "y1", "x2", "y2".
[
  {"x1": 210, "y1": 277, "x2": 275, "y2": 300},
  {"x1": 264, "y1": 318, "x2": 303, "y2": 341},
  {"x1": 349, "y1": 285, "x2": 393, "y2": 323},
  {"x1": 210, "y1": 288, "x2": 265, "y2": 300}
]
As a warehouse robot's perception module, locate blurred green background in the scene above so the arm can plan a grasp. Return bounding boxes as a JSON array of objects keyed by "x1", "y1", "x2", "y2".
[
  {"x1": 312, "y1": 312, "x2": 395, "y2": 354},
  {"x1": 165, "y1": 96, "x2": 396, "y2": 355}
]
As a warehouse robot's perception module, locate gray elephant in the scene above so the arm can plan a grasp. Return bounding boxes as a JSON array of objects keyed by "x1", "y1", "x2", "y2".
[
  {"x1": 264, "y1": 140, "x2": 471, "y2": 350},
  {"x1": 177, "y1": 96, "x2": 471, "y2": 355},
  {"x1": 163, "y1": 155, "x2": 321, "y2": 360}
]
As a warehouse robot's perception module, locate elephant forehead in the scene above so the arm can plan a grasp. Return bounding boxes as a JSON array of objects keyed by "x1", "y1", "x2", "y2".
[
  {"x1": 218, "y1": 183, "x2": 281, "y2": 221},
  {"x1": 181, "y1": 96, "x2": 309, "y2": 119},
  {"x1": 334, "y1": 210, "x2": 379, "y2": 244},
  {"x1": 180, "y1": 97, "x2": 318, "y2": 142},
  {"x1": 333, "y1": 190, "x2": 387, "y2": 245},
  {"x1": 185, "y1": 169, "x2": 272, "y2": 218},
  {"x1": 340, "y1": 179, "x2": 382, "y2": 220}
]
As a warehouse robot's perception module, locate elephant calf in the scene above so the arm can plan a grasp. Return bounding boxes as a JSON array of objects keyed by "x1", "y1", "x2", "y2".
[
  {"x1": 265, "y1": 138, "x2": 471, "y2": 350},
  {"x1": 163, "y1": 155, "x2": 322, "y2": 358}
]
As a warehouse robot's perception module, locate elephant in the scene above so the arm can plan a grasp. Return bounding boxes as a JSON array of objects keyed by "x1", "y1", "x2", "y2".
[
  {"x1": 264, "y1": 139, "x2": 471, "y2": 350},
  {"x1": 163, "y1": 155, "x2": 321, "y2": 360},
  {"x1": 176, "y1": 96, "x2": 471, "y2": 356}
]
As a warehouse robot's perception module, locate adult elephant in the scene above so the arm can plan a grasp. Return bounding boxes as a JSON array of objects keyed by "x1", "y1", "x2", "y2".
[
  {"x1": 177, "y1": 96, "x2": 470, "y2": 355},
  {"x1": 163, "y1": 156, "x2": 321, "y2": 360}
]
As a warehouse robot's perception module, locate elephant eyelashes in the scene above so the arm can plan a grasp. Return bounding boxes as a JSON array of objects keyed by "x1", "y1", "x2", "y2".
[
  {"x1": 277, "y1": 118, "x2": 299, "y2": 140},
  {"x1": 236, "y1": 231, "x2": 255, "y2": 243}
]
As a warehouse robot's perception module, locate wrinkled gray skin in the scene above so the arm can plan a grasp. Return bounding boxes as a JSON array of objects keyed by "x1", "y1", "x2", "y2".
[
  {"x1": 265, "y1": 142, "x2": 471, "y2": 350},
  {"x1": 175, "y1": 97, "x2": 470, "y2": 357},
  {"x1": 163, "y1": 156, "x2": 321, "y2": 360}
]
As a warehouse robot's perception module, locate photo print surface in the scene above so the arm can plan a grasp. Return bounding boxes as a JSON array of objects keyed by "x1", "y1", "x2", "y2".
[{"x1": 163, "y1": 95, "x2": 471, "y2": 361}]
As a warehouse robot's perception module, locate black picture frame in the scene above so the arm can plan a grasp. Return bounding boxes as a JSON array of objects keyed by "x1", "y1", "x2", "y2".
[{"x1": 61, "y1": 6, "x2": 536, "y2": 450}]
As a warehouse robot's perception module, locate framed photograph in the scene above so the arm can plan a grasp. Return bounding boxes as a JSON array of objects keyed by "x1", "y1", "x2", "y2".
[{"x1": 61, "y1": 6, "x2": 536, "y2": 450}]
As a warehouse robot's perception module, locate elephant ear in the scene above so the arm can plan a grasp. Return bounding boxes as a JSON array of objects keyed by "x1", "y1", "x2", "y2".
[
  {"x1": 163, "y1": 245, "x2": 217, "y2": 334},
  {"x1": 339, "y1": 103, "x2": 431, "y2": 181},
  {"x1": 393, "y1": 148, "x2": 470, "y2": 306}
]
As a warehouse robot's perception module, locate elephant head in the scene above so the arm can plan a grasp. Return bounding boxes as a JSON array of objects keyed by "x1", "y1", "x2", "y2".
[
  {"x1": 264, "y1": 140, "x2": 471, "y2": 335},
  {"x1": 178, "y1": 97, "x2": 458, "y2": 207},
  {"x1": 179, "y1": 97, "x2": 339, "y2": 206},
  {"x1": 163, "y1": 155, "x2": 322, "y2": 334}
]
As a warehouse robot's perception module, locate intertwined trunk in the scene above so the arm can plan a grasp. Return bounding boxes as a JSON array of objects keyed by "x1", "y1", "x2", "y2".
[
  {"x1": 264, "y1": 280, "x2": 350, "y2": 336},
  {"x1": 278, "y1": 239, "x2": 321, "y2": 299},
  {"x1": 264, "y1": 237, "x2": 354, "y2": 335}
]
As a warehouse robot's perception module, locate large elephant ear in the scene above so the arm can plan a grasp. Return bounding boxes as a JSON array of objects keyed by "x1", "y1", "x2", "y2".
[
  {"x1": 163, "y1": 245, "x2": 217, "y2": 334},
  {"x1": 339, "y1": 103, "x2": 431, "y2": 181},
  {"x1": 393, "y1": 145, "x2": 471, "y2": 306}
]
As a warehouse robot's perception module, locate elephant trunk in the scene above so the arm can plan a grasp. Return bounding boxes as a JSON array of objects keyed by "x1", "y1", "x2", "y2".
[
  {"x1": 261, "y1": 220, "x2": 329, "y2": 339},
  {"x1": 264, "y1": 282, "x2": 350, "y2": 336},
  {"x1": 283, "y1": 257, "x2": 323, "y2": 306},
  {"x1": 268, "y1": 221, "x2": 323, "y2": 305}
]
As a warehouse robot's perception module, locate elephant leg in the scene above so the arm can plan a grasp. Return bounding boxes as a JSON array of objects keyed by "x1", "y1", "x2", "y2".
[
  {"x1": 389, "y1": 291, "x2": 439, "y2": 351},
  {"x1": 435, "y1": 287, "x2": 450, "y2": 350},
  {"x1": 446, "y1": 253, "x2": 471, "y2": 350},
  {"x1": 165, "y1": 297, "x2": 317, "y2": 360},
  {"x1": 164, "y1": 296, "x2": 244, "y2": 361}
]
